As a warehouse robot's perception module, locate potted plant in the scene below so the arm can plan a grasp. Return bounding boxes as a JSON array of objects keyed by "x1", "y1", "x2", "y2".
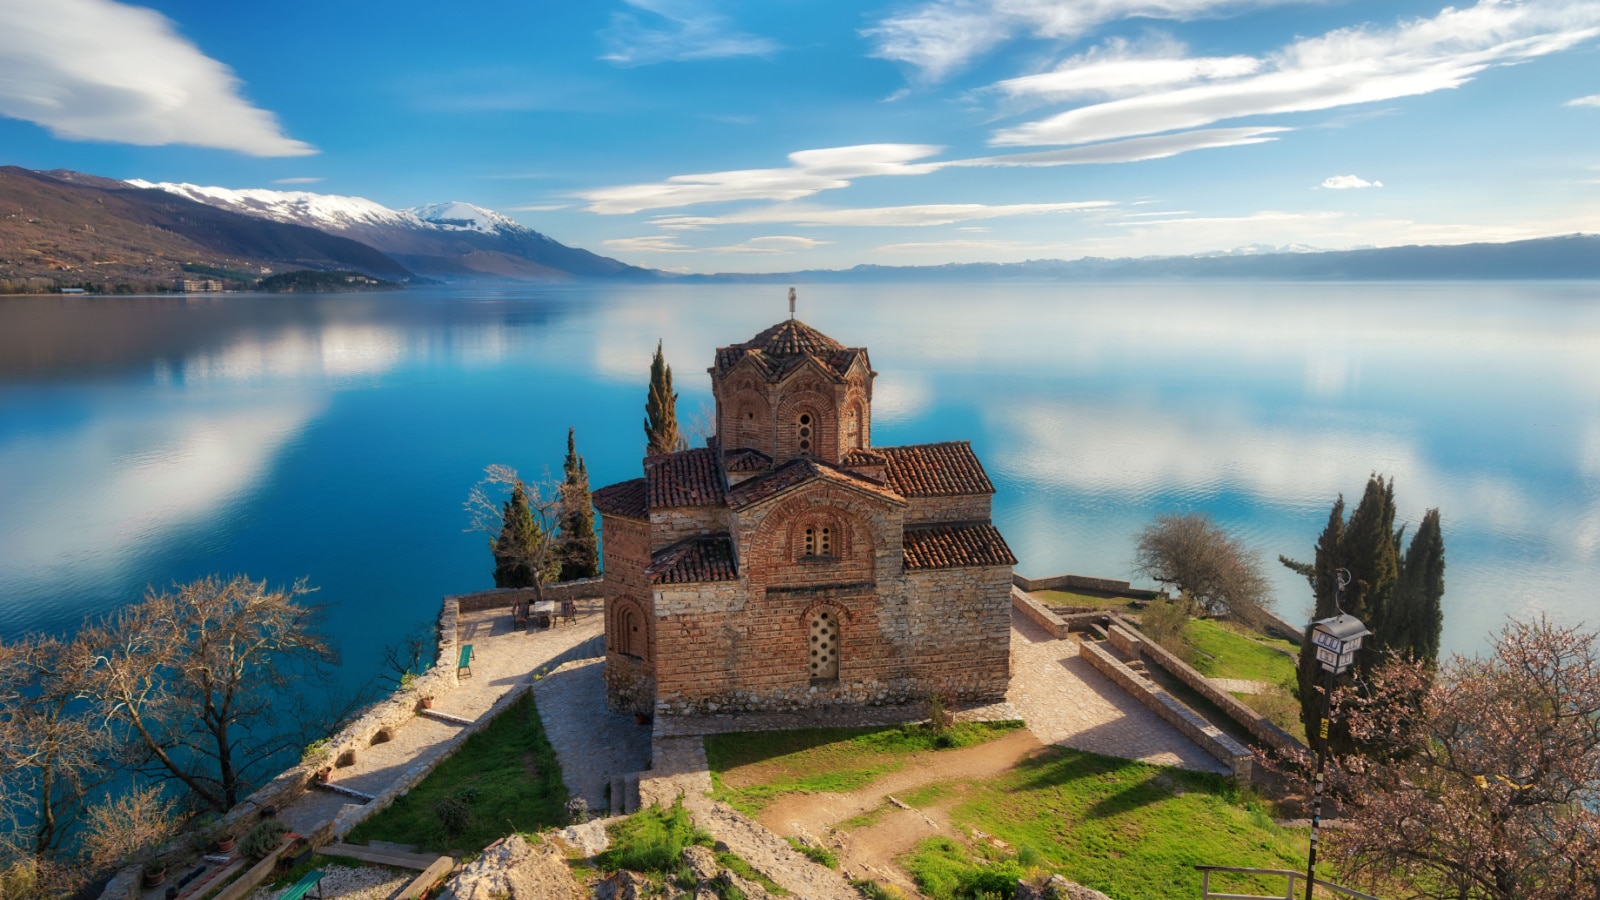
[
  {"x1": 418, "y1": 694, "x2": 435, "y2": 710},
  {"x1": 315, "y1": 766, "x2": 332, "y2": 784},
  {"x1": 143, "y1": 860, "x2": 168, "y2": 888},
  {"x1": 214, "y1": 831, "x2": 235, "y2": 854},
  {"x1": 239, "y1": 820, "x2": 287, "y2": 862}
]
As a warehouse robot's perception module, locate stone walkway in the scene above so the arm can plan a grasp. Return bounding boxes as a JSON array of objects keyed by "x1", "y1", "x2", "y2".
[
  {"x1": 532, "y1": 658, "x2": 653, "y2": 812},
  {"x1": 1006, "y1": 607, "x2": 1227, "y2": 774},
  {"x1": 1210, "y1": 677, "x2": 1271, "y2": 694},
  {"x1": 278, "y1": 599, "x2": 607, "y2": 836}
]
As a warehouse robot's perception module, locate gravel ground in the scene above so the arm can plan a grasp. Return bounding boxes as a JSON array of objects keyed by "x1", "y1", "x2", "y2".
[{"x1": 247, "y1": 864, "x2": 409, "y2": 900}]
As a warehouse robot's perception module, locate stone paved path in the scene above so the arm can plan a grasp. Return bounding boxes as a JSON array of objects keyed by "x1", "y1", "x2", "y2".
[
  {"x1": 1210, "y1": 677, "x2": 1271, "y2": 694},
  {"x1": 1006, "y1": 608, "x2": 1227, "y2": 774},
  {"x1": 532, "y1": 658, "x2": 653, "y2": 811},
  {"x1": 278, "y1": 599, "x2": 607, "y2": 836}
]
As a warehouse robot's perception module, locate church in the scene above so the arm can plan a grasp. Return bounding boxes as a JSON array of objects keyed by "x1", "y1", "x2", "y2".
[{"x1": 593, "y1": 310, "x2": 1016, "y2": 717}]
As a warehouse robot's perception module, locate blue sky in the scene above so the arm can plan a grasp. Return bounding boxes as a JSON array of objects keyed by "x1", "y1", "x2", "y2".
[{"x1": 4, "y1": 0, "x2": 1600, "y2": 272}]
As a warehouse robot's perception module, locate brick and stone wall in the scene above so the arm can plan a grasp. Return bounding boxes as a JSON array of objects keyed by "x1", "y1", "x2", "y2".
[
  {"x1": 650, "y1": 505, "x2": 730, "y2": 547},
  {"x1": 903, "y1": 493, "x2": 991, "y2": 524},
  {"x1": 1013, "y1": 572, "x2": 1160, "y2": 600},
  {"x1": 450, "y1": 578, "x2": 605, "y2": 613}
]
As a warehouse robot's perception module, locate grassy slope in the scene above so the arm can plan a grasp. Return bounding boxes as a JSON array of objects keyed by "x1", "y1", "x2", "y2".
[
  {"x1": 704, "y1": 722, "x2": 1024, "y2": 816},
  {"x1": 346, "y1": 693, "x2": 567, "y2": 851},
  {"x1": 1034, "y1": 590, "x2": 1144, "y2": 614},
  {"x1": 904, "y1": 748, "x2": 1309, "y2": 900},
  {"x1": 1182, "y1": 619, "x2": 1299, "y2": 687}
]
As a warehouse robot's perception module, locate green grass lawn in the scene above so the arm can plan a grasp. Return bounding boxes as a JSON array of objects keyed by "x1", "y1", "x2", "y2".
[
  {"x1": 1182, "y1": 618, "x2": 1299, "y2": 688},
  {"x1": 346, "y1": 692, "x2": 567, "y2": 852},
  {"x1": 704, "y1": 722, "x2": 1024, "y2": 816},
  {"x1": 902, "y1": 747, "x2": 1311, "y2": 900},
  {"x1": 1034, "y1": 589, "x2": 1144, "y2": 614}
]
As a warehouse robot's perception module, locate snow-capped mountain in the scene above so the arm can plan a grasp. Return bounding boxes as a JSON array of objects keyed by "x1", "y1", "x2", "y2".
[{"x1": 125, "y1": 180, "x2": 655, "y2": 282}]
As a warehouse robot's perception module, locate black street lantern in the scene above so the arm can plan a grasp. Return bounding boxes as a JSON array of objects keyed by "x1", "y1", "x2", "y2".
[{"x1": 1309, "y1": 614, "x2": 1370, "y2": 675}]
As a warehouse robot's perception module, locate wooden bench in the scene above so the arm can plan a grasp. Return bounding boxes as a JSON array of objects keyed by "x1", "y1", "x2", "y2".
[
  {"x1": 278, "y1": 869, "x2": 325, "y2": 900},
  {"x1": 457, "y1": 644, "x2": 473, "y2": 679}
]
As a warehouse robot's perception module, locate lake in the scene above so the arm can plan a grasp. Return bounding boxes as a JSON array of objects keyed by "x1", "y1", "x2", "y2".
[{"x1": 1, "y1": 282, "x2": 1596, "y2": 694}]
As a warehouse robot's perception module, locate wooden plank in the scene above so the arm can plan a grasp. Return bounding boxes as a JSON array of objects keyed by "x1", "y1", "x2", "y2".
[
  {"x1": 395, "y1": 855, "x2": 455, "y2": 900},
  {"x1": 322, "y1": 842, "x2": 440, "y2": 871}
]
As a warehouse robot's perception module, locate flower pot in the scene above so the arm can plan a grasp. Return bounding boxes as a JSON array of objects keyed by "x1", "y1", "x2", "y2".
[
  {"x1": 420, "y1": 697, "x2": 434, "y2": 710},
  {"x1": 143, "y1": 867, "x2": 167, "y2": 888},
  {"x1": 315, "y1": 766, "x2": 332, "y2": 783},
  {"x1": 215, "y1": 836, "x2": 235, "y2": 853}
]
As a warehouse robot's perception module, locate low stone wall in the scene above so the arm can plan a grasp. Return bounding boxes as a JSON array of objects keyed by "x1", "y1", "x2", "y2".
[
  {"x1": 1258, "y1": 609, "x2": 1306, "y2": 646},
  {"x1": 1107, "y1": 623, "x2": 1143, "y2": 658},
  {"x1": 450, "y1": 577, "x2": 604, "y2": 613},
  {"x1": 1012, "y1": 572, "x2": 1160, "y2": 600},
  {"x1": 1010, "y1": 587, "x2": 1070, "y2": 639},
  {"x1": 1079, "y1": 640, "x2": 1253, "y2": 782},
  {"x1": 1110, "y1": 615, "x2": 1304, "y2": 755}
]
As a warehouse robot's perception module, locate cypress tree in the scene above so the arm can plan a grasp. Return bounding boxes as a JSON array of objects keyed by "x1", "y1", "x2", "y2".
[
  {"x1": 644, "y1": 339, "x2": 682, "y2": 456},
  {"x1": 558, "y1": 427, "x2": 600, "y2": 581},
  {"x1": 492, "y1": 481, "x2": 541, "y2": 588},
  {"x1": 1394, "y1": 508, "x2": 1446, "y2": 663}
]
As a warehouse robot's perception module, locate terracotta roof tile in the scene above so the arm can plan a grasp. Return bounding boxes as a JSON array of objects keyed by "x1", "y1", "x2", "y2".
[
  {"x1": 713, "y1": 319, "x2": 867, "y2": 381},
  {"x1": 727, "y1": 456, "x2": 906, "y2": 510},
  {"x1": 645, "y1": 447, "x2": 726, "y2": 509},
  {"x1": 841, "y1": 447, "x2": 887, "y2": 466},
  {"x1": 902, "y1": 522, "x2": 1017, "y2": 570},
  {"x1": 723, "y1": 448, "x2": 772, "y2": 473},
  {"x1": 593, "y1": 478, "x2": 648, "y2": 520},
  {"x1": 879, "y1": 442, "x2": 995, "y2": 497},
  {"x1": 648, "y1": 536, "x2": 739, "y2": 584}
]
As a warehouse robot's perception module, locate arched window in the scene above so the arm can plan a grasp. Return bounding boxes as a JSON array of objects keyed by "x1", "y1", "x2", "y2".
[
  {"x1": 798, "y1": 413, "x2": 812, "y2": 454},
  {"x1": 844, "y1": 407, "x2": 860, "y2": 449},
  {"x1": 615, "y1": 604, "x2": 644, "y2": 659},
  {"x1": 802, "y1": 525, "x2": 832, "y2": 557},
  {"x1": 809, "y1": 609, "x2": 838, "y2": 680}
]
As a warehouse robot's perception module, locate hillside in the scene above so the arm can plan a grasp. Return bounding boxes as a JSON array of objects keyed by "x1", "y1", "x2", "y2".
[
  {"x1": 131, "y1": 181, "x2": 658, "y2": 282},
  {"x1": 679, "y1": 234, "x2": 1600, "y2": 282},
  {"x1": 0, "y1": 168, "x2": 412, "y2": 293}
]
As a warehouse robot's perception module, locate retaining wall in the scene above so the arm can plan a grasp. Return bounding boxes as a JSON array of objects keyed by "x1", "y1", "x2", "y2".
[
  {"x1": 1079, "y1": 640, "x2": 1253, "y2": 782},
  {"x1": 1258, "y1": 609, "x2": 1307, "y2": 646},
  {"x1": 1012, "y1": 572, "x2": 1160, "y2": 600},
  {"x1": 1109, "y1": 615, "x2": 1304, "y2": 755},
  {"x1": 1010, "y1": 587, "x2": 1070, "y2": 639},
  {"x1": 450, "y1": 577, "x2": 604, "y2": 613}
]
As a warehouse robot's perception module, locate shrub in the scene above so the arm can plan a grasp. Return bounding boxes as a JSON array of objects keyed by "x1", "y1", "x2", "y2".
[
  {"x1": 1138, "y1": 597, "x2": 1192, "y2": 657},
  {"x1": 239, "y1": 820, "x2": 287, "y2": 860},
  {"x1": 435, "y1": 796, "x2": 473, "y2": 838}
]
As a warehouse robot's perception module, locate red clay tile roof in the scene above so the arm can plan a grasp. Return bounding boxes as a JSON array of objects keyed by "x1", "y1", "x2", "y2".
[
  {"x1": 645, "y1": 447, "x2": 726, "y2": 509},
  {"x1": 723, "y1": 448, "x2": 772, "y2": 473},
  {"x1": 648, "y1": 536, "x2": 739, "y2": 584},
  {"x1": 878, "y1": 442, "x2": 995, "y2": 497},
  {"x1": 593, "y1": 478, "x2": 648, "y2": 520},
  {"x1": 727, "y1": 456, "x2": 906, "y2": 510},
  {"x1": 713, "y1": 319, "x2": 868, "y2": 381},
  {"x1": 842, "y1": 447, "x2": 887, "y2": 466},
  {"x1": 902, "y1": 522, "x2": 1016, "y2": 570}
]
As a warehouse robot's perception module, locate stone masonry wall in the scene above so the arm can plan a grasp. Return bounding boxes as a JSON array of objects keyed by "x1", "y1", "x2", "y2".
[
  {"x1": 650, "y1": 505, "x2": 731, "y2": 548},
  {"x1": 602, "y1": 514, "x2": 656, "y2": 712},
  {"x1": 451, "y1": 578, "x2": 605, "y2": 613},
  {"x1": 903, "y1": 493, "x2": 991, "y2": 524},
  {"x1": 1013, "y1": 572, "x2": 1160, "y2": 600}
]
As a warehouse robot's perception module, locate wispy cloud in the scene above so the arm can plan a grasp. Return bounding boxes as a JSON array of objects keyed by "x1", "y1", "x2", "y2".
[
  {"x1": 993, "y1": 37, "x2": 1261, "y2": 102},
  {"x1": 0, "y1": 0, "x2": 314, "y2": 156},
  {"x1": 959, "y1": 126, "x2": 1287, "y2": 165},
  {"x1": 272, "y1": 177, "x2": 322, "y2": 185},
  {"x1": 651, "y1": 200, "x2": 1113, "y2": 229},
  {"x1": 580, "y1": 144, "x2": 944, "y2": 214},
  {"x1": 864, "y1": 0, "x2": 1303, "y2": 82},
  {"x1": 1568, "y1": 93, "x2": 1600, "y2": 107},
  {"x1": 1321, "y1": 174, "x2": 1382, "y2": 189},
  {"x1": 601, "y1": 0, "x2": 778, "y2": 66},
  {"x1": 603, "y1": 235, "x2": 693, "y2": 253},
  {"x1": 507, "y1": 203, "x2": 574, "y2": 212},
  {"x1": 991, "y1": 0, "x2": 1600, "y2": 147},
  {"x1": 714, "y1": 235, "x2": 830, "y2": 253}
]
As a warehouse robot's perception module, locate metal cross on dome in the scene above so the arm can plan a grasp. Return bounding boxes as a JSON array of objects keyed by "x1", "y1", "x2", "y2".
[{"x1": 788, "y1": 286, "x2": 796, "y2": 319}]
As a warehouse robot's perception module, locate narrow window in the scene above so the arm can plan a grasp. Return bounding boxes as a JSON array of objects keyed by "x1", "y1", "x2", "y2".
[
  {"x1": 809, "y1": 610, "x2": 839, "y2": 680},
  {"x1": 820, "y1": 527, "x2": 831, "y2": 555},
  {"x1": 798, "y1": 413, "x2": 812, "y2": 453},
  {"x1": 804, "y1": 527, "x2": 816, "y2": 557}
]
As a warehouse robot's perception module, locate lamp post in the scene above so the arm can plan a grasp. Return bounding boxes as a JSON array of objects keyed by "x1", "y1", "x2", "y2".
[{"x1": 1304, "y1": 568, "x2": 1369, "y2": 900}]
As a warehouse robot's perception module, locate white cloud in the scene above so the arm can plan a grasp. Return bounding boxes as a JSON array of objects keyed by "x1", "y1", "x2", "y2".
[
  {"x1": 864, "y1": 0, "x2": 1301, "y2": 81},
  {"x1": 272, "y1": 177, "x2": 322, "y2": 185},
  {"x1": 580, "y1": 144, "x2": 944, "y2": 214},
  {"x1": 1321, "y1": 174, "x2": 1382, "y2": 189},
  {"x1": 651, "y1": 200, "x2": 1113, "y2": 229},
  {"x1": 1567, "y1": 93, "x2": 1600, "y2": 106},
  {"x1": 994, "y1": 37, "x2": 1261, "y2": 101},
  {"x1": 603, "y1": 235, "x2": 693, "y2": 253},
  {"x1": 992, "y1": 0, "x2": 1600, "y2": 147},
  {"x1": 713, "y1": 235, "x2": 830, "y2": 253},
  {"x1": 507, "y1": 203, "x2": 574, "y2": 212},
  {"x1": 0, "y1": 0, "x2": 314, "y2": 156},
  {"x1": 958, "y1": 126, "x2": 1287, "y2": 165},
  {"x1": 601, "y1": 0, "x2": 778, "y2": 65}
]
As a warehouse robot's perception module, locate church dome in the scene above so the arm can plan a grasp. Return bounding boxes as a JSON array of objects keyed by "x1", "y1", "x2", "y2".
[{"x1": 741, "y1": 319, "x2": 845, "y2": 359}]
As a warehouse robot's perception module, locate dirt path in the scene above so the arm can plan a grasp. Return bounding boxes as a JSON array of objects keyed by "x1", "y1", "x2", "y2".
[{"x1": 753, "y1": 729, "x2": 1043, "y2": 895}]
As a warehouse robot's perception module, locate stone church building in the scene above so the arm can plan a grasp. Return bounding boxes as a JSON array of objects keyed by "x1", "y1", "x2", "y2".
[{"x1": 593, "y1": 316, "x2": 1016, "y2": 717}]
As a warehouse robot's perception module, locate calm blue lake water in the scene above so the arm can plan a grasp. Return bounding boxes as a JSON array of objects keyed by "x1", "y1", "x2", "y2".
[{"x1": 2, "y1": 282, "x2": 1597, "y2": 694}]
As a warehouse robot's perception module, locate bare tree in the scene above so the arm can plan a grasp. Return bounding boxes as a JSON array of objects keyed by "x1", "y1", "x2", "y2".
[
  {"x1": 78, "y1": 784, "x2": 178, "y2": 873},
  {"x1": 465, "y1": 465, "x2": 561, "y2": 607},
  {"x1": 1133, "y1": 512, "x2": 1273, "y2": 624},
  {"x1": 379, "y1": 620, "x2": 435, "y2": 689},
  {"x1": 1281, "y1": 618, "x2": 1600, "y2": 900},
  {"x1": 0, "y1": 632, "x2": 115, "y2": 856},
  {"x1": 83, "y1": 575, "x2": 337, "y2": 812}
]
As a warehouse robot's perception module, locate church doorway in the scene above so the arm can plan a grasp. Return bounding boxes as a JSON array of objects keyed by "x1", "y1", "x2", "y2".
[{"x1": 809, "y1": 608, "x2": 839, "y2": 680}]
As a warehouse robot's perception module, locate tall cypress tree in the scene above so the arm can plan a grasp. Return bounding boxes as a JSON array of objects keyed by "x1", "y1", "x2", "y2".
[
  {"x1": 492, "y1": 481, "x2": 541, "y2": 588},
  {"x1": 644, "y1": 339, "x2": 683, "y2": 456},
  {"x1": 1393, "y1": 508, "x2": 1446, "y2": 663},
  {"x1": 558, "y1": 427, "x2": 600, "y2": 581}
]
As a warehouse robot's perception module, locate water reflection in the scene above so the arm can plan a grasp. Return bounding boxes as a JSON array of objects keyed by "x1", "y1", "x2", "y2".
[{"x1": 0, "y1": 283, "x2": 1596, "y2": 673}]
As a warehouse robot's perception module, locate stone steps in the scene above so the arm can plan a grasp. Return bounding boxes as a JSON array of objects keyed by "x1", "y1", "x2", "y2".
[{"x1": 608, "y1": 773, "x2": 642, "y2": 816}]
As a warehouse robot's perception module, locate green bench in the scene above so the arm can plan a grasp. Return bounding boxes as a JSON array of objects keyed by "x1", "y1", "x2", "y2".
[
  {"x1": 457, "y1": 644, "x2": 473, "y2": 678},
  {"x1": 279, "y1": 868, "x2": 325, "y2": 900}
]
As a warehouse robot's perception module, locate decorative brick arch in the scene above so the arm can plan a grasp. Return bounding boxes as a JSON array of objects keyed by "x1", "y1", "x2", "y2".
[
  {"x1": 785, "y1": 508, "x2": 853, "y2": 561},
  {"x1": 841, "y1": 394, "x2": 868, "y2": 451},
  {"x1": 747, "y1": 489, "x2": 895, "y2": 585},
  {"x1": 775, "y1": 391, "x2": 836, "y2": 461},
  {"x1": 724, "y1": 389, "x2": 771, "y2": 454},
  {"x1": 608, "y1": 596, "x2": 650, "y2": 660},
  {"x1": 801, "y1": 600, "x2": 848, "y2": 681}
]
